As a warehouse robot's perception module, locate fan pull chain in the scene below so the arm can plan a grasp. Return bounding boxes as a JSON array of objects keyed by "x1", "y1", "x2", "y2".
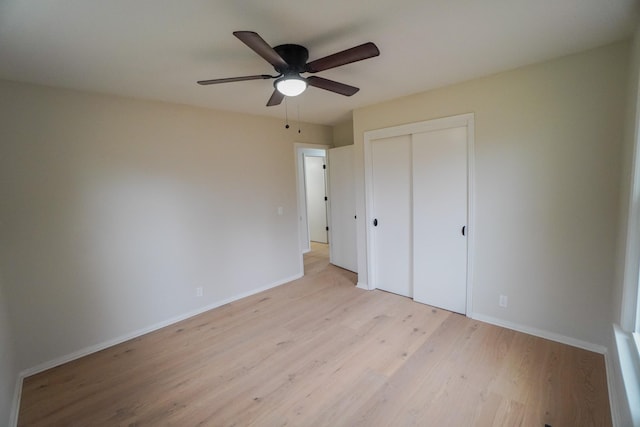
[
  {"x1": 284, "y1": 97, "x2": 290, "y2": 129},
  {"x1": 297, "y1": 103, "x2": 301, "y2": 134}
]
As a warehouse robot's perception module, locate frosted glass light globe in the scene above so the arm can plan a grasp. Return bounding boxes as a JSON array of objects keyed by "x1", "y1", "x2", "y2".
[{"x1": 276, "y1": 76, "x2": 307, "y2": 96}]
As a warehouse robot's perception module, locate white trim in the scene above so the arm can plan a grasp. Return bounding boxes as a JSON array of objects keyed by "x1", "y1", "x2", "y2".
[
  {"x1": 364, "y1": 114, "x2": 474, "y2": 140},
  {"x1": 612, "y1": 323, "x2": 640, "y2": 426},
  {"x1": 471, "y1": 312, "x2": 607, "y2": 354},
  {"x1": 363, "y1": 113, "x2": 475, "y2": 315},
  {"x1": 363, "y1": 130, "x2": 376, "y2": 291},
  {"x1": 621, "y1": 126, "x2": 640, "y2": 332},
  {"x1": 604, "y1": 346, "x2": 621, "y2": 427},
  {"x1": 9, "y1": 374, "x2": 22, "y2": 427},
  {"x1": 465, "y1": 117, "x2": 476, "y2": 315},
  {"x1": 17, "y1": 272, "x2": 302, "y2": 379},
  {"x1": 326, "y1": 149, "x2": 334, "y2": 267},
  {"x1": 294, "y1": 143, "x2": 330, "y2": 274},
  {"x1": 356, "y1": 281, "x2": 369, "y2": 290},
  {"x1": 621, "y1": 41, "x2": 640, "y2": 333}
]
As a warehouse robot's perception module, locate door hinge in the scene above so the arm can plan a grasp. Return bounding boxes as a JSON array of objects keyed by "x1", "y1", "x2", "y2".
[
  {"x1": 323, "y1": 164, "x2": 326, "y2": 169},
  {"x1": 326, "y1": 226, "x2": 329, "y2": 231},
  {"x1": 324, "y1": 196, "x2": 328, "y2": 201}
]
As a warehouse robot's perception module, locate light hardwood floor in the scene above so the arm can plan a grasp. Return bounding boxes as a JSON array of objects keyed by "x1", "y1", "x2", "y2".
[{"x1": 18, "y1": 244, "x2": 611, "y2": 426}]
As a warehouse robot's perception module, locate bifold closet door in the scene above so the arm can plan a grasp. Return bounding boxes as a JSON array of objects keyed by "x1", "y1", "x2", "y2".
[
  {"x1": 370, "y1": 135, "x2": 412, "y2": 297},
  {"x1": 412, "y1": 127, "x2": 467, "y2": 314}
]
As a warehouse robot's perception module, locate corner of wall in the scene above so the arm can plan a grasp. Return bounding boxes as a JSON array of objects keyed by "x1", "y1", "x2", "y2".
[
  {"x1": 332, "y1": 118, "x2": 355, "y2": 147},
  {"x1": 8, "y1": 375, "x2": 22, "y2": 427}
]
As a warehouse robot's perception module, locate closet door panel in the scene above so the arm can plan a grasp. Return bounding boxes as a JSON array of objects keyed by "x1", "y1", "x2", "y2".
[
  {"x1": 412, "y1": 127, "x2": 467, "y2": 313},
  {"x1": 370, "y1": 135, "x2": 412, "y2": 297}
]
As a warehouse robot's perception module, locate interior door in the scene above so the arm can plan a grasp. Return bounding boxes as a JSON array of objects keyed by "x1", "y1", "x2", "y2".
[
  {"x1": 370, "y1": 135, "x2": 412, "y2": 297},
  {"x1": 304, "y1": 155, "x2": 328, "y2": 243},
  {"x1": 412, "y1": 127, "x2": 467, "y2": 314},
  {"x1": 328, "y1": 146, "x2": 357, "y2": 272}
]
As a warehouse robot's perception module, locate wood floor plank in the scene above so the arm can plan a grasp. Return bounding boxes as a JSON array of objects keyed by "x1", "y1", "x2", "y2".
[
  {"x1": 18, "y1": 243, "x2": 612, "y2": 426},
  {"x1": 348, "y1": 313, "x2": 472, "y2": 426}
]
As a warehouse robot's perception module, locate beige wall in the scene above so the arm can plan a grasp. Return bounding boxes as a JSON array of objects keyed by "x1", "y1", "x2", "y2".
[
  {"x1": 0, "y1": 80, "x2": 332, "y2": 374},
  {"x1": 332, "y1": 119, "x2": 354, "y2": 147},
  {"x1": 353, "y1": 42, "x2": 629, "y2": 347}
]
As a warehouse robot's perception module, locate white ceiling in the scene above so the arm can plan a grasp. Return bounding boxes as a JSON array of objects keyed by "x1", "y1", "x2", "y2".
[{"x1": 0, "y1": 0, "x2": 637, "y2": 126}]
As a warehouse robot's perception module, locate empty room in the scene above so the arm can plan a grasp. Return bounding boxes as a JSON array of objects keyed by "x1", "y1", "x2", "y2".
[{"x1": 1, "y1": 1, "x2": 640, "y2": 426}]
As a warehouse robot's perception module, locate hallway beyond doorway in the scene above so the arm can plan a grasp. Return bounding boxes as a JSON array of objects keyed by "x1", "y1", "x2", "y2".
[{"x1": 304, "y1": 242, "x2": 329, "y2": 275}]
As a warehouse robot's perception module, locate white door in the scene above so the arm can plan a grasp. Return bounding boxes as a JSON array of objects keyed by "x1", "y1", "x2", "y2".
[
  {"x1": 370, "y1": 135, "x2": 412, "y2": 297},
  {"x1": 328, "y1": 146, "x2": 357, "y2": 272},
  {"x1": 304, "y1": 155, "x2": 328, "y2": 243},
  {"x1": 412, "y1": 127, "x2": 468, "y2": 314}
]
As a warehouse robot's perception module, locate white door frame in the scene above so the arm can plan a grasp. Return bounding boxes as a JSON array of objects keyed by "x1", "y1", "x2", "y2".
[
  {"x1": 363, "y1": 113, "x2": 475, "y2": 315},
  {"x1": 294, "y1": 143, "x2": 330, "y2": 273}
]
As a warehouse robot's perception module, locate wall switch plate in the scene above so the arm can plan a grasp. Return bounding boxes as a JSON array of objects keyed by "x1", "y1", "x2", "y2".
[
  {"x1": 277, "y1": 206, "x2": 284, "y2": 216},
  {"x1": 499, "y1": 294, "x2": 508, "y2": 308},
  {"x1": 196, "y1": 287, "x2": 203, "y2": 297}
]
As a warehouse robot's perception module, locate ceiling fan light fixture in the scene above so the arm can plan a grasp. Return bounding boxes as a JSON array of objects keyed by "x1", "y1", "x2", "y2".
[
  {"x1": 198, "y1": 31, "x2": 379, "y2": 106},
  {"x1": 275, "y1": 74, "x2": 307, "y2": 97}
]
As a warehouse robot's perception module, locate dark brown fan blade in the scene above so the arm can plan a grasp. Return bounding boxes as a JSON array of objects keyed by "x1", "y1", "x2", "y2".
[
  {"x1": 307, "y1": 76, "x2": 359, "y2": 96},
  {"x1": 266, "y1": 89, "x2": 285, "y2": 106},
  {"x1": 305, "y1": 42, "x2": 379, "y2": 73},
  {"x1": 233, "y1": 31, "x2": 289, "y2": 69},
  {"x1": 197, "y1": 74, "x2": 274, "y2": 85}
]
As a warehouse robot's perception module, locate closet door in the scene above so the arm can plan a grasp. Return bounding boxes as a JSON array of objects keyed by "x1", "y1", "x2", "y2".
[
  {"x1": 328, "y1": 146, "x2": 357, "y2": 272},
  {"x1": 412, "y1": 127, "x2": 467, "y2": 314},
  {"x1": 370, "y1": 135, "x2": 412, "y2": 297}
]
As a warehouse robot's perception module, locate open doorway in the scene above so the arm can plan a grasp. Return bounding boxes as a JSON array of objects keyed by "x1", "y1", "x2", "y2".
[
  {"x1": 304, "y1": 154, "x2": 329, "y2": 245},
  {"x1": 295, "y1": 144, "x2": 330, "y2": 274}
]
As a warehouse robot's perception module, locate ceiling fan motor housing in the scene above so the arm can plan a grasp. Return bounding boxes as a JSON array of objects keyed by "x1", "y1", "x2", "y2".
[{"x1": 273, "y1": 44, "x2": 309, "y2": 74}]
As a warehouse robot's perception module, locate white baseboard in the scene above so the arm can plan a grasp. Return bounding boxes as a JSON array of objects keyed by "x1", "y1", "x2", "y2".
[
  {"x1": 12, "y1": 271, "x2": 304, "y2": 423},
  {"x1": 356, "y1": 281, "x2": 369, "y2": 290},
  {"x1": 471, "y1": 312, "x2": 606, "y2": 354}
]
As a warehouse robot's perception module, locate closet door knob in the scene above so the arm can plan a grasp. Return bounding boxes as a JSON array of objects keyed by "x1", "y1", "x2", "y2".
[
  {"x1": 373, "y1": 218, "x2": 378, "y2": 227},
  {"x1": 462, "y1": 225, "x2": 466, "y2": 236}
]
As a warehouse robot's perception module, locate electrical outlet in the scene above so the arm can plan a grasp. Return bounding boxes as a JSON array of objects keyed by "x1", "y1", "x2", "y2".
[
  {"x1": 499, "y1": 294, "x2": 508, "y2": 308},
  {"x1": 196, "y1": 287, "x2": 203, "y2": 297}
]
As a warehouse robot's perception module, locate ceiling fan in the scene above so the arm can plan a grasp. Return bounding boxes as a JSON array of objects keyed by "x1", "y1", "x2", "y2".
[{"x1": 197, "y1": 31, "x2": 380, "y2": 106}]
